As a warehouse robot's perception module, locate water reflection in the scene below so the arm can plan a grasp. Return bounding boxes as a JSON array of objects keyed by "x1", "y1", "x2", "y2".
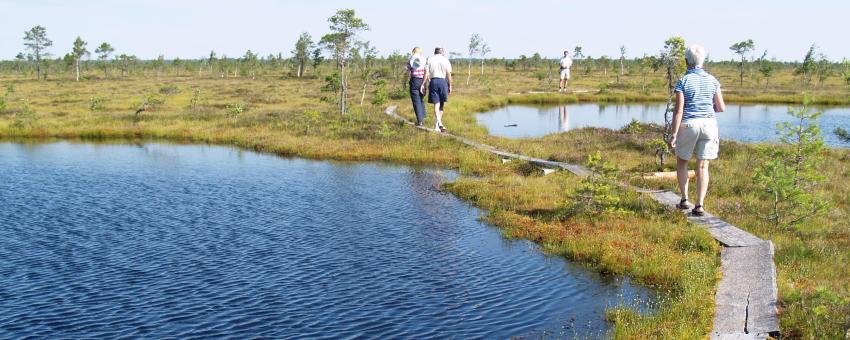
[
  {"x1": 476, "y1": 103, "x2": 850, "y2": 147},
  {"x1": 559, "y1": 105, "x2": 569, "y2": 132}
]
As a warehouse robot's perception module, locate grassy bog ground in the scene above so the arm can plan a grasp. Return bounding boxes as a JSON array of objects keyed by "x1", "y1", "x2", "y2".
[{"x1": 1, "y1": 64, "x2": 848, "y2": 338}]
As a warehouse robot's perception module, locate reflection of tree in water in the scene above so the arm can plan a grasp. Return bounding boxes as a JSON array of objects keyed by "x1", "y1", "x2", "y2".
[{"x1": 559, "y1": 105, "x2": 570, "y2": 132}]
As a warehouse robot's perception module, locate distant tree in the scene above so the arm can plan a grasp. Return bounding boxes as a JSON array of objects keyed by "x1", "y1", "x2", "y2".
[
  {"x1": 71, "y1": 36, "x2": 89, "y2": 81},
  {"x1": 320, "y1": 8, "x2": 369, "y2": 114},
  {"x1": 842, "y1": 58, "x2": 850, "y2": 87},
  {"x1": 23, "y1": 25, "x2": 53, "y2": 80},
  {"x1": 207, "y1": 50, "x2": 217, "y2": 74},
  {"x1": 598, "y1": 55, "x2": 611, "y2": 76},
  {"x1": 795, "y1": 44, "x2": 817, "y2": 87},
  {"x1": 815, "y1": 53, "x2": 832, "y2": 88},
  {"x1": 466, "y1": 33, "x2": 482, "y2": 85},
  {"x1": 479, "y1": 41, "x2": 491, "y2": 76},
  {"x1": 173, "y1": 57, "x2": 183, "y2": 77},
  {"x1": 729, "y1": 39, "x2": 755, "y2": 87},
  {"x1": 241, "y1": 50, "x2": 258, "y2": 79},
  {"x1": 116, "y1": 54, "x2": 138, "y2": 77},
  {"x1": 292, "y1": 32, "x2": 315, "y2": 78},
  {"x1": 619, "y1": 45, "x2": 627, "y2": 77},
  {"x1": 153, "y1": 55, "x2": 165, "y2": 78},
  {"x1": 95, "y1": 42, "x2": 115, "y2": 78},
  {"x1": 14, "y1": 53, "x2": 26, "y2": 73},
  {"x1": 310, "y1": 48, "x2": 324, "y2": 73},
  {"x1": 757, "y1": 50, "x2": 774, "y2": 87},
  {"x1": 573, "y1": 46, "x2": 583, "y2": 70}
]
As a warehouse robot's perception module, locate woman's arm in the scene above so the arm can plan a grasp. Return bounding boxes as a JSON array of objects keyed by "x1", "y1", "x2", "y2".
[
  {"x1": 713, "y1": 88, "x2": 726, "y2": 112},
  {"x1": 669, "y1": 91, "x2": 685, "y2": 147}
]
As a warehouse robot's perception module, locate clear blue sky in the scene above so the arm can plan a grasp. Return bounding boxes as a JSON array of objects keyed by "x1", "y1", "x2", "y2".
[{"x1": 1, "y1": 0, "x2": 847, "y2": 62}]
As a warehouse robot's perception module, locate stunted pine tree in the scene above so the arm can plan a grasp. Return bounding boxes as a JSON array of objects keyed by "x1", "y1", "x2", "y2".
[
  {"x1": 320, "y1": 9, "x2": 369, "y2": 115},
  {"x1": 729, "y1": 39, "x2": 755, "y2": 87},
  {"x1": 71, "y1": 37, "x2": 88, "y2": 81},
  {"x1": 95, "y1": 42, "x2": 114, "y2": 79},
  {"x1": 466, "y1": 33, "x2": 482, "y2": 85},
  {"x1": 753, "y1": 96, "x2": 829, "y2": 230},
  {"x1": 795, "y1": 44, "x2": 817, "y2": 87},
  {"x1": 23, "y1": 26, "x2": 53, "y2": 80},
  {"x1": 292, "y1": 32, "x2": 315, "y2": 78}
]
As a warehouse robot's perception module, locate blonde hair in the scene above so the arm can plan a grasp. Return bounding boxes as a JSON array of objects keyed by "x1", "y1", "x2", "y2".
[{"x1": 412, "y1": 47, "x2": 421, "y2": 54}]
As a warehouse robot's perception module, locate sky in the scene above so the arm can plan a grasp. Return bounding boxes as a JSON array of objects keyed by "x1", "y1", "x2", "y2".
[{"x1": 1, "y1": 0, "x2": 848, "y2": 62}]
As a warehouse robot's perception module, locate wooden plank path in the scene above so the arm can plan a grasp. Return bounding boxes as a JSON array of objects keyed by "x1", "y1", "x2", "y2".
[{"x1": 384, "y1": 105, "x2": 780, "y2": 338}]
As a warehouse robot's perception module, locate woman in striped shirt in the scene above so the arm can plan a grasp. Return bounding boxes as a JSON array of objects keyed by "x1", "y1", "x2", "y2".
[{"x1": 668, "y1": 45, "x2": 726, "y2": 217}]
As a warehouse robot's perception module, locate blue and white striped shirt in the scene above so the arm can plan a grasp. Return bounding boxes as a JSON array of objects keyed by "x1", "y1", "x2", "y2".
[{"x1": 674, "y1": 68, "x2": 720, "y2": 121}]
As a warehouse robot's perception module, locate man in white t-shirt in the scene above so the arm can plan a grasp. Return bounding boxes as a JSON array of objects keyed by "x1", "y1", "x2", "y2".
[
  {"x1": 558, "y1": 50, "x2": 573, "y2": 92},
  {"x1": 421, "y1": 47, "x2": 453, "y2": 132}
]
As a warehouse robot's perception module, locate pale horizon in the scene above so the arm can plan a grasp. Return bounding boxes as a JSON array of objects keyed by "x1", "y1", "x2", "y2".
[{"x1": 2, "y1": 0, "x2": 849, "y2": 62}]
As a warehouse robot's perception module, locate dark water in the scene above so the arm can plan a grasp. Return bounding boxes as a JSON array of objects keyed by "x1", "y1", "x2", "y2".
[
  {"x1": 476, "y1": 103, "x2": 850, "y2": 147},
  {"x1": 0, "y1": 142, "x2": 655, "y2": 339}
]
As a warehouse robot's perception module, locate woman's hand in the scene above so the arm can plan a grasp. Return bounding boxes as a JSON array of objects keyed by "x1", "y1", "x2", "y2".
[{"x1": 668, "y1": 135, "x2": 677, "y2": 149}]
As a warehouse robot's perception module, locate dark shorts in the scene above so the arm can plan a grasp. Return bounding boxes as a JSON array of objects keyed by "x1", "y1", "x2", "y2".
[{"x1": 428, "y1": 78, "x2": 449, "y2": 104}]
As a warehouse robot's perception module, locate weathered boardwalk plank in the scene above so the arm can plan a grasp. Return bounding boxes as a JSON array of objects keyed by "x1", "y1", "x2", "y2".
[
  {"x1": 384, "y1": 105, "x2": 780, "y2": 337},
  {"x1": 711, "y1": 242, "x2": 779, "y2": 339}
]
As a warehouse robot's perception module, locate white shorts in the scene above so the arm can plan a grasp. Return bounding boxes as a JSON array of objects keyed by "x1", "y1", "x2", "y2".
[
  {"x1": 559, "y1": 69, "x2": 571, "y2": 80},
  {"x1": 675, "y1": 118, "x2": 719, "y2": 161}
]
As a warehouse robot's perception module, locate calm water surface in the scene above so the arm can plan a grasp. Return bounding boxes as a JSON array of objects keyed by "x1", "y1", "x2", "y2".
[
  {"x1": 476, "y1": 103, "x2": 850, "y2": 147},
  {"x1": 0, "y1": 142, "x2": 655, "y2": 339}
]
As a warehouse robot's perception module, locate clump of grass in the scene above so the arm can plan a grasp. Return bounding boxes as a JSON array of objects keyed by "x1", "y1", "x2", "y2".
[{"x1": 89, "y1": 96, "x2": 106, "y2": 111}]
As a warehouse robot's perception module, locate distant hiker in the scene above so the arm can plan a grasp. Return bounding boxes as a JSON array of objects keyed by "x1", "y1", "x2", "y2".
[
  {"x1": 558, "y1": 50, "x2": 573, "y2": 92},
  {"x1": 668, "y1": 44, "x2": 726, "y2": 217},
  {"x1": 422, "y1": 47, "x2": 453, "y2": 132},
  {"x1": 407, "y1": 47, "x2": 427, "y2": 126}
]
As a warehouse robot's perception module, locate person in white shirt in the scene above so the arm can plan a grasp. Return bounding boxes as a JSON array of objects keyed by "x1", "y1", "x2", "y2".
[
  {"x1": 421, "y1": 47, "x2": 453, "y2": 132},
  {"x1": 558, "y1": 50, "x2": 573, "y2": 92}
]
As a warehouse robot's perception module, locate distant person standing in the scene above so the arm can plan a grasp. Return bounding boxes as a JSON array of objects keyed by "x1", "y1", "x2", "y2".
[
  {"x1": 668, "y1": 45, "x2": 726, "y2": 217},
  {"x1": 558, "y1": 50, "x2": 573, "y2": 92},
  {"x1": 422, "y1": 47, "x2": 452, "y2": 132},
  {"x1": 407, "y1": 47, "x2": 427, "y2": 126}
]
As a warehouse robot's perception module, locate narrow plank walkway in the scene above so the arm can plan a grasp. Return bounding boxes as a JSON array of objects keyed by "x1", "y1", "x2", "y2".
[{"x1": 385, "y1": 105, "x2": 780, "y2": 338}]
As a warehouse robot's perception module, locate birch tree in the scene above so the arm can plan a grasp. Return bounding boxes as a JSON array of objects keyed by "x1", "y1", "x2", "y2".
[
  {"x1": 71, "y1": 37, "x2": 88, "y2": 81},
  {"x1": 467, "y1": 33, "x2": 482, "y2": 85},
  {"x1": 479, "y1": 41, "x2": 490, "y2": 76}
]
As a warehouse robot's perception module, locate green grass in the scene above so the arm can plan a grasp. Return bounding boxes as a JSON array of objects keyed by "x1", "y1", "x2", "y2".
[{"x1": 1, "y1": 64, "x2": 849, "y2": 338}]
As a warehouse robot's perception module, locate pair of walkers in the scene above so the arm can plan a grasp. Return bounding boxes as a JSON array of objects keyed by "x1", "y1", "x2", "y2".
[{"x1": 407, "y1": 47, "x2": 453, "y2": 132}]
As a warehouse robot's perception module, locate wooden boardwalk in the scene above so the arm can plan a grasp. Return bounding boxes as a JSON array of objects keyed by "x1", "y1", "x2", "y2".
[{"x1": 385, "y1": 106, "x2": 780, "y2": 338}]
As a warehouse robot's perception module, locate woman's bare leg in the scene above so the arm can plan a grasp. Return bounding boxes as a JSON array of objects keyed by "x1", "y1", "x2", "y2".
[
  {"x1": 696, "y1": 159, "x2": 710, "y2": 207},
  {"x1": 677, "y1": 157, "x2": 690, "y2": 201}
]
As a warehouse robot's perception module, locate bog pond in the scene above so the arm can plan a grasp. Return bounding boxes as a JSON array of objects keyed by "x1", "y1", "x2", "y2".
[
  {"x1": 0, "y1": 142, "x2": 655, "y2": 338},
  {"x1": 476, "y1": 103, "x2": 850, "y2": 147}
]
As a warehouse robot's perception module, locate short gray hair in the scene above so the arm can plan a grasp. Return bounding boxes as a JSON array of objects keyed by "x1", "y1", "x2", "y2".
[{"x1": 685, "y1": 45, "x2": 706, "y2": 68}]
